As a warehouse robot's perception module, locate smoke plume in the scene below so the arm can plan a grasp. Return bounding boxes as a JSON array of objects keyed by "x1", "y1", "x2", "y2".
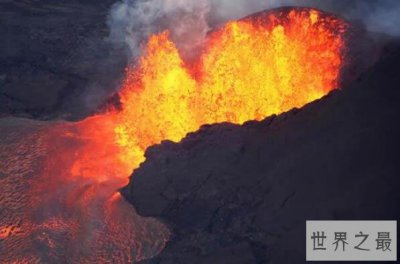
[
  {"x1": 107, "y1": 0, "x2": 210, "y2": 59},
  {"x1": 108, "y1": 0, "x2": 400, "y2": 61}
]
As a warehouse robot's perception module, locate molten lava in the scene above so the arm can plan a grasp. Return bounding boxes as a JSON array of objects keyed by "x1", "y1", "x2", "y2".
[
  {"x1": 0, "y1": 7, "x2": 348, "y2": 263},
  {"x1": 112, "y1": 8, "x2": 347, "y2": 174},
  {"x1": 71, "y1": 9, "x2": 347, "y2": 180}
]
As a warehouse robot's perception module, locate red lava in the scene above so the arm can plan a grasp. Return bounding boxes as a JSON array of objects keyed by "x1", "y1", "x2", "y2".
[{"x1": 0, "y1": 118, "x2": 169, "y2": 263}]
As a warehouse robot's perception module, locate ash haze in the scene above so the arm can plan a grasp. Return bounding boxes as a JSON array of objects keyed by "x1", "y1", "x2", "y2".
[{"x1": 108, "y1": 0, "x2": 400, "y2": 60}]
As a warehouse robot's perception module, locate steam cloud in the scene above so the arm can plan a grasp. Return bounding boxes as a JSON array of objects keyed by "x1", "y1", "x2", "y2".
[
  {"x1": 108, "y1": 0, "x2": 400, "y2": 60},
  {"x1": 107, "y1": 0, "x2": 210, "y2": 59}
]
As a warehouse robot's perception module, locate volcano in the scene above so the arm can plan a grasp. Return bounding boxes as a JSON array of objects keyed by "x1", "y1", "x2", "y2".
[{"x1": 0, "y1": 3, "x2": 399, "y2": 264}]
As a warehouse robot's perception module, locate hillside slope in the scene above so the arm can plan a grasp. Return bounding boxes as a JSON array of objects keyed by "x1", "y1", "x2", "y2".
[{"x1": 122, "y1": 46, "x2": 400, "y2": 263}]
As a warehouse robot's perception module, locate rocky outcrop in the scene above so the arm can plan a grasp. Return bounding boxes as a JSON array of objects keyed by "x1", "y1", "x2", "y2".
[{"x1": 122, "y1": 46, "x2": 400, "y2": 263}]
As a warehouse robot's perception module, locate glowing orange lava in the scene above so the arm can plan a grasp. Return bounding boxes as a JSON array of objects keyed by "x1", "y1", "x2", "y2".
[
  {"x1": 112, "y1": 8, "x2": 347, "y2": 174},
  {"x1": 69, "y1": 8, "x2": 347, "y2": 181}
]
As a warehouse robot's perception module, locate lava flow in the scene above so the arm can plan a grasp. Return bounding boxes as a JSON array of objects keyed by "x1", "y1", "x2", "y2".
[
  {"x1": 0, "y1": 7, "x2": 347, "y2": 263},
  {"x1": 104, "y1": 8, "x2": 347, "y2": 177}
]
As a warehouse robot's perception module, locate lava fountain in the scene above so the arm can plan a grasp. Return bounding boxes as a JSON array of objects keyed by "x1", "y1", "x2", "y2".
[
  {"x1": 111, "y1": 8, "x2": 347, "y2": 175},
  {"x1": 0, "y1": 7, "x2": 348, "y2": 263}
]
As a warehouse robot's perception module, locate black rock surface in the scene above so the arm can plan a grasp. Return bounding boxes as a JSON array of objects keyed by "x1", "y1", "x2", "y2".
[
  {"x1": 0, "y1": 0, "x2": 127, "y2": 120},
  {"x1": 122, "y1": 46, "x2": 400, "y2": 263}
]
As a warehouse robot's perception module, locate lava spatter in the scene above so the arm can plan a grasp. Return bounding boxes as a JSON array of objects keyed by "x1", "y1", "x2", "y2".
[{"x1": 114, "y1": 8, "x2": 347, "y2": 173}]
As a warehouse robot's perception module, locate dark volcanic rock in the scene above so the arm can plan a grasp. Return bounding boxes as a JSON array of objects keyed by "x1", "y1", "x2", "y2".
[
  {"x1": 0, "y1": 0, "x2": 127, "y2": 120},
  {"x1": 122, "y1": 47, "x2": 400, "y2": 263}
]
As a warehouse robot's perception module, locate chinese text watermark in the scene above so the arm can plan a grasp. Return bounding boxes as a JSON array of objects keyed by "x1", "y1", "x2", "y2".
[{"x1": 306, "y1": 221, "x2": 397, "y2": 261}]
